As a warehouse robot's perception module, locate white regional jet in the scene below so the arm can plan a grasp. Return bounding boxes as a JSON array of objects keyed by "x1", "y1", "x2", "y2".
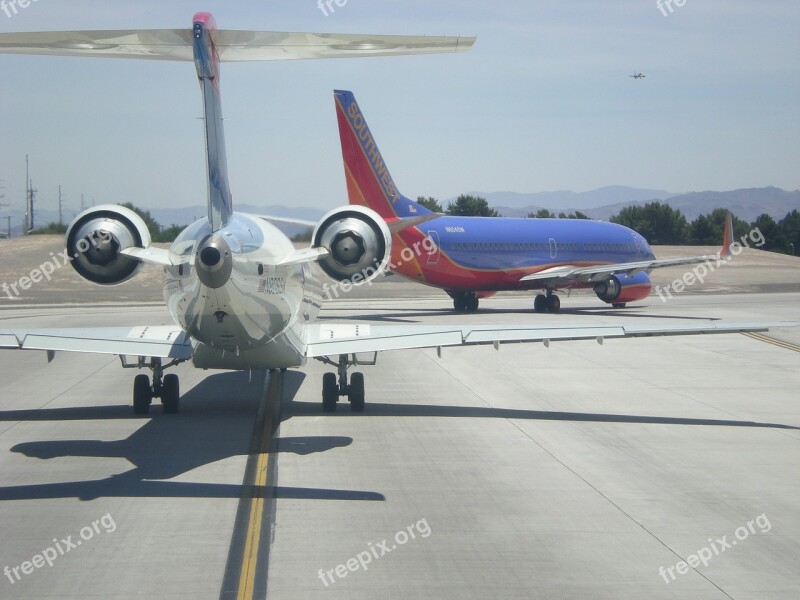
[{"x1": 0, "y1": 14, "x2": 780, "y2": 415}]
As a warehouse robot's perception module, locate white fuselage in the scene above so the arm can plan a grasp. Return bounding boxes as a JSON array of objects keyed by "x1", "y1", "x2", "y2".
[{"x1": 164, "y1": 213, "x2": 322, "y2": 370}]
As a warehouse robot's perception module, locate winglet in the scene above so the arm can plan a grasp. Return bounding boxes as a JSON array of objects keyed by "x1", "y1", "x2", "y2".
[{"x1": 719, "y1": 213, "x2": 734, "y2": 258}]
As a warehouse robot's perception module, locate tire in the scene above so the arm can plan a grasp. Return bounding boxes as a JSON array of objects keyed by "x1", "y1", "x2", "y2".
[
  {"x1": 162, "y1": 374, "x2": 180, "y2": 414},
  {"x1": 133, "y1": 374, "x2": 152, "y2": 416},
  {"x1": 349, "y1": 372, "x2": 365, "y2": 413},
  {"x1": 612, "y1": 303, "x2": 627, "y2": 309},
  {"x1": 452, "y1": 294, "x2": 466, "y2": 312},
  {"x1": 546, "y1": 294, "x2": 561, "y2": 313},
  {"x1": 533, "y1": 294, "x2": 547, "y2": 313},
  {"x1": 322, "y1": 372, "x2": 338, "y2": 412},
  {"x1": 465, "y1": 295, "x2": 479, "y2": 312}
]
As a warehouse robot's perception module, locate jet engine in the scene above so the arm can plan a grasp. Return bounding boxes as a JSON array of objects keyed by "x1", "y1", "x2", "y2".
[
  {"x1": 65, "y1": 204, "x2": 152, "y2": 285},
  {"x1": 593, "y1": 272, "x2": 652, "y2": 304},
  {"x1": 312, "y1": 206, "x2": 391, "y2": 284}
]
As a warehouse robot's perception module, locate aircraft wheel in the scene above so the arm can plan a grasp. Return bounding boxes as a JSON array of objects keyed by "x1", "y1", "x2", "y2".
[
  {"x1": 162, "y1": 374, "x2": 180, "y2": 414},
  {"x1": 465, "y1": 294, "x2": 479, "y2": 312},
  {"x1": 322, "y1": 372, "x2": 338, "y2": 412},
  {"x1": 452, "y1": 294, "x2": 467, "y2": 312},
  {"x1": 349, "y1": 372, "x2": 365, "y2": 413},
  {"x1": 546, "y1": 294, "x2": 561, "y2": 313},
  {"x1": 533, "y1": 294, "x2": 547, "y2": 313},
  {"x1": 612, "y1": 303, "x2": 627, "y2": 309},
  {"x1": 133, "y1": 374, "x2": 152, "y2": 416}
]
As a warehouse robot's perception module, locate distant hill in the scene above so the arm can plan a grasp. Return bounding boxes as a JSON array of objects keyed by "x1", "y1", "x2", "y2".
[{"x1": 494, "y1": 187, "x2": 800, "y2": 222}]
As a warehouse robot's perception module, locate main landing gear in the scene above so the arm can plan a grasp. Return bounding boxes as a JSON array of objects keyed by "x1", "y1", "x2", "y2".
[
  {"x1": 450, "y1": 291, "x2": 479, "y2": 312},
  {"x1": 125, "y1": 357, "x2": 184, "y2": 416},
  {"x1": 533, "y1": 291, "x2": 561, "y2": 313},
  {"x1": 320, "y1": 353, "x2": 376, "y2": 413}
]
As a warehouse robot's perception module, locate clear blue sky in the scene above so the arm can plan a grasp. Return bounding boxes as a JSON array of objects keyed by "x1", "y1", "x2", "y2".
[{"x1": 1, "y1": 0, "x2": 798, "y2": 218}]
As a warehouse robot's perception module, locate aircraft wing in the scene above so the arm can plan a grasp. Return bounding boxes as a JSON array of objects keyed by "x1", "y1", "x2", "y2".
[
  {"x1": 518, "y1": 254, "x2": 724, "y2": 285},
  {"x1": 304, "y1": 321, "x2": 786, "y2": 358},
  {"x1": 0, "y1": 29, "x2": 474, "y2": 62},
  {"x1": 0, "y1": 326, "x2": 192, "y2": 360}
]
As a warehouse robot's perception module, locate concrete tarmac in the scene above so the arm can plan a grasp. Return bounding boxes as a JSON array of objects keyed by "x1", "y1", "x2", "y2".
[{"x1": 0, "y1": 290, "x2": 798, "y2": 599}]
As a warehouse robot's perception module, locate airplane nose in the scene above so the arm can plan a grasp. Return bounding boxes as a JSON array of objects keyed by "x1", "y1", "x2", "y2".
[{"x1": 196, "y1": 235, "x2": 232, "y2": 288}]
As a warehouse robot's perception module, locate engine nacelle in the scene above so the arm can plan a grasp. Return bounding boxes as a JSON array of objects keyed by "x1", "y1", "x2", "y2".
[
  {"x1": 594, "y1": 272, "x2": 652, "y2": 304},
  {"x1": 65, "y1": 204, "x2": 152, "y2": 285},
  {"x1": 312, "y1": 206, "x2": 391, "y2": 284}
]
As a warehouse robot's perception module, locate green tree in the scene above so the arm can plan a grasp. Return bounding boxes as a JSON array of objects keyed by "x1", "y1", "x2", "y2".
[
  {"x1": 416, "y1": 196, "x2": 443, "y2": 212},
  {"x1": 446, "y1": 194, "x2": 499, "y2": 217},
  {"x1": 689, "y1": 208, "x2": 748, "y2": 245},
  {"x1": 750, "y1": 213, "x2": 783, "y2": 252},
  {"x1": 778, "y1": 209, "x2": 800, "y2": 255},
  {"x1": 528, "y1": 209, "x2": 554, "y2": 218},
  {"x1": 610, "y1": 202, "x2": 689, "y2": 244}
]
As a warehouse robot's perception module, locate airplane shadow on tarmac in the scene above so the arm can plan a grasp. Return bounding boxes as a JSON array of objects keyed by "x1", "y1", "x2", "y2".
[
  {"x1": 3, "y1": 368, "x2": 796, "y2": 503},
  {"x1": 0, "y1": 370, "x2": 382, "y2": 502}
]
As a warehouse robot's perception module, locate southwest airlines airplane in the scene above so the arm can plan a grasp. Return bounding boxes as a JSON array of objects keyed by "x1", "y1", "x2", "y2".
[
  {"x1": 333, "y1": 90, "x2": 733, "y2": 313},
  {"x1": 0, "y1": 14, "x2": 770, "y2": 415}
]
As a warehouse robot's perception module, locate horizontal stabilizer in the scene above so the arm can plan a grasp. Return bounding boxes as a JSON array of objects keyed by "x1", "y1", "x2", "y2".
[{"x1": 0, "y1": 29, "x2": 475, "y2": 62}]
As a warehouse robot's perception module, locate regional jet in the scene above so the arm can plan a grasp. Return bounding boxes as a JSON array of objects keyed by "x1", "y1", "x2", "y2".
[
  {"x1": 629, "y1": 72, "x2": 646, "y2": 79},
  {"x1": 0, "y1": 14, "x2": 776, "y2": 415},
  {"x1": 329, "y1": 90, "x2": 733, "y2": 313}
]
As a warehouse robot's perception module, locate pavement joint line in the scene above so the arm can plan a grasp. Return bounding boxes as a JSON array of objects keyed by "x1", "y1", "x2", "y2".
[
  {"x1": 234, "y1": 370, "x2": 281, "y2": 600},
  {"x1": 742, "y1": 331, "x2": 800, "y2": 352}
]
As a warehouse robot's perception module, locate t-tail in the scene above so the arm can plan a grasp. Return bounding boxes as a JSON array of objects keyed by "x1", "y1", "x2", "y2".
[
  {"x1": 334, "y1": 90, "x2": 432, "y2": 220},
  {"x1": 193, "y1": 13, "x2": 232, "y2": 232}
]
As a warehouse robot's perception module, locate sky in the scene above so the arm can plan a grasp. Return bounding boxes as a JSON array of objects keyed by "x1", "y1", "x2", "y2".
[{"x1": 0, "y1": 0, "x2": 798, "y2": 219}]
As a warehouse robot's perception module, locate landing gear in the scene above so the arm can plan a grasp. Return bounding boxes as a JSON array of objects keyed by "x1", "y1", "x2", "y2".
[
  {"x1": 133, "y1": 374, "x2": 152, "y2": 415},
  {"x1": 534, "y1": 291, "x2": 561, "y2": 313},
  {"x1": 319, "y1": 353, "x2": 375, "y2": 413},
  {"x1": 451, "y1": 292, "x2": 479, "y2": 312},
  {"x1": 322, "y1": 372, "x2": 338, "y2": 412},
  {"x1": 612, "y1": 302, "x2": 627, "y2": 309},
  {"x1": 125, "y1": 357, "x2": 184, "y2": 415}
]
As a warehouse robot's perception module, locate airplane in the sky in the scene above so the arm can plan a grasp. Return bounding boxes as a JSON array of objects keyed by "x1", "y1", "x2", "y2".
[
  {"x1": 331, "y1": 89, "x2": 733, "y2": 313},
  {"x1": 629, "y1": 72, "x2": 646, "y2": 79},
  {"x1": 0, "y1": 14, "x2": 777, "y2": 416}
]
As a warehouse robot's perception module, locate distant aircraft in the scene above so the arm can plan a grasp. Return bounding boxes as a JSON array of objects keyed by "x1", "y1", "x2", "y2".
[
  {"x1": 330, "y1": 90, "x2": 733, "y2": 314},
  {"x1": 0, "y1": 15, "x2": 769, "y2": 415},
  {"x1": 629, "y1": 72, "x2": 646, "y2": 79}
]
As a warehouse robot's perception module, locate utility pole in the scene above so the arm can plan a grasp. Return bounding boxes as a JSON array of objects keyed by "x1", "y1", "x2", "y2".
[
  {"x1": 24, "y1": 155, "x2": 37, "y2": 235},
  {"x1": 58, "y1": 185, "x2": 63, "y2": 226},
  {"x1": 0, "y1": 179, "x2": 7, "y2": 239},
  {"x1": 81, "y1": 193, "x2": 85, "y2": 212}
]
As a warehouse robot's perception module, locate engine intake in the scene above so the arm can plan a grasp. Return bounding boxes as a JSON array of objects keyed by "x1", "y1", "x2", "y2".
[
  {"x1": 312, "y1": 206, "x2": 391, "y2": 284},
  {"x1": 65, "y1": 204, "x2": 151, "y2": 285}
]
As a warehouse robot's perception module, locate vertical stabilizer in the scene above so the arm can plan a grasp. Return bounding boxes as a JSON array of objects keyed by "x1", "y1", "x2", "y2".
[
  {"x1": 334, "y1": 90, "x2": 431, "y2": 220},
  {"x1": 193, "y1": 13, "x2": 232, "y2": 232}
]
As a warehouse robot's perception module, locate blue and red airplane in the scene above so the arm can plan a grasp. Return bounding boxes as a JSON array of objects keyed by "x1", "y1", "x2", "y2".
[{"x1": 334, "y1": 89, "x2": 732, "y2": 313}]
